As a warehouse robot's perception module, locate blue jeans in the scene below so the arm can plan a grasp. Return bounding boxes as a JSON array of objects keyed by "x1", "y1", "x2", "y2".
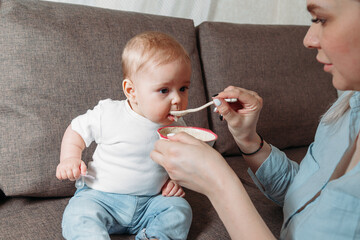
[{"x1": 62, "y1": 186, "x2": 192, "y2": 240}]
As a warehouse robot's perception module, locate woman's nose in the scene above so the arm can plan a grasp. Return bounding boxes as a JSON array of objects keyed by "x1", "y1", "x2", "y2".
[{"x1": 303, "y1": 24, "x2": 320, "y2": 49}]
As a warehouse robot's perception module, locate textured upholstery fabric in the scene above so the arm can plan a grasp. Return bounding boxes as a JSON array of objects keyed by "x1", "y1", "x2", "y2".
[
  {"x1": 197, "y1": 22, "x2": 337, "y2": 155},
  {"x1": 0, "y1": 190, "x2": 5, "y2": 200},
  {"x1": 0, "y1": 1, "x2": 340, "y2": 239},
  {"x1": 0, "y1": 192, "x2": 230, "y2": 240},
  {"x1": 0, "y1": 197, "x2": 69, "y2": 239},
  {"x1": 0, "y1": 149, "x2": 308, "y2": 239},
  {"x1": 1, "y1": 152, "x2": 292, "y2": 240},
  {"x1": 0, "y1": 0, "x2": 207, "y2": 197}
]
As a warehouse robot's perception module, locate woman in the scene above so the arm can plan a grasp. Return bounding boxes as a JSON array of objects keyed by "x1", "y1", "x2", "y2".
[{"x1": 150, "y1": 0, "x2": 360, "y2": 239}]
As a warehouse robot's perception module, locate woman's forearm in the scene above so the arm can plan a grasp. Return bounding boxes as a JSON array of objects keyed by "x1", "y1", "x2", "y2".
[
  {"x1": 207, "y1": 167, "x2": 275, "y2": 240},
  {"x1": 241, "y1": 141, "x2": 272, "y2": 173}
]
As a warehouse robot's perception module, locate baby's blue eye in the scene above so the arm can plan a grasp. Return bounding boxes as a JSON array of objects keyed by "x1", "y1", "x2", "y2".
[
  {"x1": 180, "y1": 86, "x2": 188, "y2": 92},
  {"x1": 160, "y1": 88, "x2": 169, "y2": 94}
]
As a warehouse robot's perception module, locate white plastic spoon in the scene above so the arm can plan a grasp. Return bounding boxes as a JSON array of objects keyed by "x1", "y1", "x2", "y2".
[
  {"x1": 170, "y1": 98, "x2": 237, "y2": 118},
  {"x1": 75, "y1": 172, "x2": 95, "y2": 189}
]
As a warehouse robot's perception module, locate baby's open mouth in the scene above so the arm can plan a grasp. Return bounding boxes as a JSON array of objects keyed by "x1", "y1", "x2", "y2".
[{"x1": 168, "y1": 114, "x2": 179, "y2": 122}]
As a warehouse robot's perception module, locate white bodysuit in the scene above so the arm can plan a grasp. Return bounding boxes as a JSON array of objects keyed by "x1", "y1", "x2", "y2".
[{"x1": 71, "y1": 99, "x2": 185, "y2": 195}]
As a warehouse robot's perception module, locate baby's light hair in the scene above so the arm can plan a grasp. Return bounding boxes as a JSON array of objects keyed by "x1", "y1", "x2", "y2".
[{"x1": 122, "y1": 31, "x2": 191, "y2": 80}]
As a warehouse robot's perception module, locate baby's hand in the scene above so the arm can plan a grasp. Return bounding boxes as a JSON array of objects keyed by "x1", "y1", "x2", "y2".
[
  {"x1": 56, "y1": 158, "x2": 87, "y2": 181},
  {"x1": 161, "y1": 179, "x2": 185, "y2": 197}
]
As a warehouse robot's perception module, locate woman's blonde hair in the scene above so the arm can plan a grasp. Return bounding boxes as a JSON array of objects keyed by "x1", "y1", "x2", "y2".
[
  {"x1": 321, "y1": 91, "x2": 353, "y2": 125},
  {"x1": 122, "y1": 31, "x2": 191, "y2": 80}
]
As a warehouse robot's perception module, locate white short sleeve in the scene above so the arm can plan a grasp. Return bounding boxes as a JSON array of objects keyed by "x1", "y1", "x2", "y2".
[{"x1": 71, "y1": 100, "x2": 107, "y2": 147}]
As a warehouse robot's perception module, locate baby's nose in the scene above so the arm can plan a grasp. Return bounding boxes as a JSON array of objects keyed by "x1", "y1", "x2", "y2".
[{"x1": 171, "y1": 92, "x2": 181, "y2": 104}]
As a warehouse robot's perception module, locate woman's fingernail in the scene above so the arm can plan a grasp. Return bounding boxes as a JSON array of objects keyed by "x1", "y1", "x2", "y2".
[
  {"x1": 213, "y1": 99, "x2": 221, "y2": 106},
  {"x1": 213, "y1": 107, "x2": 218, "y2": 112},
  {"x1": 212, "y1": 93, "x2": 219, "y2": 97},
  {"x1": 219, "y1": 115, "x2": 223, "y2": 121}
]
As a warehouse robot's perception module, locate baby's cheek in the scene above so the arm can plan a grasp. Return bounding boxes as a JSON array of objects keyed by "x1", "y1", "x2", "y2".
[
  {"x1": 182, "y1": 98, "x2": 189, "y2": 109},
  {"x1": 156, "y1": 105, "x2": 170, "y2": 117},
  {"x1": 151, "y1": 110, "x2": 172, "y2": 124}
]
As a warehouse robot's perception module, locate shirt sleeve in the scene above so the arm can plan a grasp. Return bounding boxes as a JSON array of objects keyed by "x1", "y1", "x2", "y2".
[
  {"x1": 248, "y1": 145, "x2": 300, "y2": 206},
  {"x1": 71, "y1": 100, "x2": 104, "y2": 147}
]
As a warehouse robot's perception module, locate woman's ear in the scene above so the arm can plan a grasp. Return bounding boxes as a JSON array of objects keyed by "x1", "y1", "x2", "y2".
[{"x1": 122, "y1": 78, "x2": 136, "y2": 102}]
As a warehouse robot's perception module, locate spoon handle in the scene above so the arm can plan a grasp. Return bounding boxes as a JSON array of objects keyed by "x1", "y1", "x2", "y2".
[
  {"x1": 170, "y1": 98, "x2": 237, "y2": 116},
  {"x1": 75, "y1": 173, "x2": 95, "y2": 189},
  {"x1": 184, "y1": 101, "x2": 214, "y2": 113},
  {"x1": 189, "y1": 98, "x2": 237, "y2": 112}
]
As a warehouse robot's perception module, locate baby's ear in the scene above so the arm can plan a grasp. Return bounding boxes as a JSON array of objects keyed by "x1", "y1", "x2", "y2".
[{"x1": 122, "y1": 79, "x2": 136, "y2": 101}]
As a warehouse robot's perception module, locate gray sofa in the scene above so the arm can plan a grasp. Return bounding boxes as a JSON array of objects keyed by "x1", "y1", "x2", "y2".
[{"x1": 0, "y1": 0, "x2": 337, "y2": 239}]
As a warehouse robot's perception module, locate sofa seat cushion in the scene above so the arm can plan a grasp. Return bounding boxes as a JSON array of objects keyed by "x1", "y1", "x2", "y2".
[
  {"x1": 0, "y1": 192, "x2": 230, "y2": 240},
  {"x1": 0, "y1": 147, "x2": 307, "y2": 239},
  {"x1": 197, "y1": 22, "x2": 337, "y2": 155},
  {"x1": 0, "y1": 197, "x2": 69, "y2": 239},
  {"x1": 0, "y1": 0, "x2": 207, "y2": 197}
]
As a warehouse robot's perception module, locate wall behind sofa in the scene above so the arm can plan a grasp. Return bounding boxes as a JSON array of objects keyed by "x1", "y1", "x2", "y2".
[{"x1": 43, "y1": 0, "x2": 311, "y2": 26}]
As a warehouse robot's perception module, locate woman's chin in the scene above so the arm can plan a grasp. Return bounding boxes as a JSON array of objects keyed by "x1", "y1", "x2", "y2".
[{"x1": 332, "y1": 77, "x2": 359, "y2": 91}]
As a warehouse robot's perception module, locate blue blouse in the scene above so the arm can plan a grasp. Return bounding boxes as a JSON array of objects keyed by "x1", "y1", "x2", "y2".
[{"x1": 249, "y1": 91, "x2": 360, "y2": 239}]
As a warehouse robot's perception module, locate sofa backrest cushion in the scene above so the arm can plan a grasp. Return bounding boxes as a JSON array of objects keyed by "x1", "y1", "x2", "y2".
[
  {"x1": 0, "y1": 0, "x2": 207, "y2": 197},
  {"x1": 197, "y1": 22, "x2": 338, "y2": 155}
]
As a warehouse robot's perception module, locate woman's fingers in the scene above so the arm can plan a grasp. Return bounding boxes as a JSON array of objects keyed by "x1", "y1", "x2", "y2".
[
  {"x1": 150, "y1": 146, "x2": 167, "y2": 167},
  {"x1": 152, "y1": 133, "x2": 204, "y2": 166},
  {"x1": 152, "y1": 131, "x2": 228, "y2": 195},
  {"x1": 167, "y1": 132, "x2": 205, "y2": 145},
  {"x1": 212, "y1": 86, "x2": 263, "y2": 132},
  {"x1": 213, "y1": 98, "x2": 238, "y2": 121},
  {"x1": 216, "y1": 86, "x2": 262, "y2": 113}
]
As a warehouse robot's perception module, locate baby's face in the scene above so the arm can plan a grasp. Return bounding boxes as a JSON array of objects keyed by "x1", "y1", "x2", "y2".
[{"x1": 131, "y1": 59, "x2": 191, "y2": 125}]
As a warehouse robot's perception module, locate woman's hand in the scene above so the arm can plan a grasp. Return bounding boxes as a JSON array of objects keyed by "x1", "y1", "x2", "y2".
[
  {"x1": 214, "y1": 86, "x2": 263, "y2": 144},
  {"x1": 151, "y1": 132, "x2": 275, "y2": 240},
  {"x1": 151, "y1": 132, "x2": 235, "y2": 197},
  {"x1": 214, "y1": 86, "x2": 271, "y2": 172}
]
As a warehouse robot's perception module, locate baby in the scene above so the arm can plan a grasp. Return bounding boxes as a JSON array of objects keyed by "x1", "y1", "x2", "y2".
[{"x1": 56, "y1": 31, "x2": 192, "y2": 240}]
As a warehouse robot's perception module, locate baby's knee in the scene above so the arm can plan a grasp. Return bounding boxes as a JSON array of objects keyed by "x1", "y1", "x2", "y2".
[
  {"x1": 62, "y1": 197, "x2": 111, "y2": 239},
  {"x1": 136, "y1": 197, "x2": 193, "y2": 240},
  {"x1": 174, "y1": 198, "x2": 192, "y2": 221},
  {"x1": 162, "y1": 197, "x2": 193, "y2": 224}
]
